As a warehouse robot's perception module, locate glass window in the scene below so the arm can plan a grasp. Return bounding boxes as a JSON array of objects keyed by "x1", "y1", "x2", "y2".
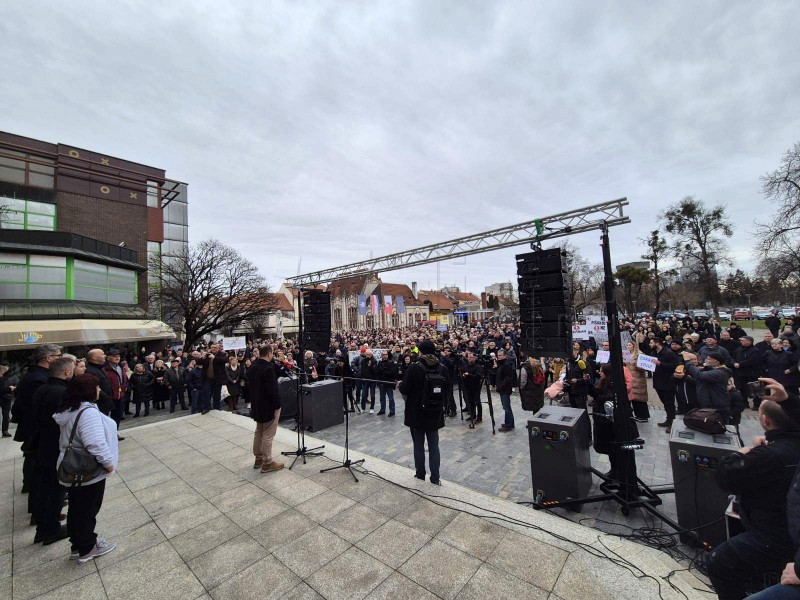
[
  {"x1": 0, "y1": 254, "x2": 27, "y2": 264},
  {"x1": 0, "y1": 198, "x2": 57, "y2": 231},
  {"x1": 74, "y1": 269, "x2": 107, "y2": 288},
  {"x1": 108, "y1": 289, "x2": 136, "y2": 304},
  {"x1": 29, "y1": 266, "x2": 67, "y2": 284},
  {"x1": 29, "y1": 255, "x2": 66, "y2": 267},
  {"x1": 0, "y1": 264, "x2": 27, "y2": 282},
  {"x1": 74, "y1": 286, "x2": 107, "y2": 302},
  {"x1": 1, "y1": 283, "x2": 27, "y2": 299},
  {"x1": 0, "y1": 152, "x2": 53, "y2": 189},
  {"x1": 74, "y1": 259, "x2": 105, "y2": 272},
  {"x1": 147, "y1": 181, "x2": 160, "y2": 208},
  {"x1": 29, "y1": 284, "x2": 66, "y2": 300}
]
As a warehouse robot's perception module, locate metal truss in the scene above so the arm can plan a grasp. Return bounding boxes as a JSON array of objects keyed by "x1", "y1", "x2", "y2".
[{"x1": 289, "y1": 198, "x2": 630, "y2": 285}]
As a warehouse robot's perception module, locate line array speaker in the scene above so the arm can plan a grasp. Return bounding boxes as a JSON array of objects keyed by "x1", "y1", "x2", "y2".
[
  {"x1": 516, "y1": 249, "x2": 573, "y2": 358},
  {"x1": 303, "y1": 290, "x2": 331, "y2": 353}
]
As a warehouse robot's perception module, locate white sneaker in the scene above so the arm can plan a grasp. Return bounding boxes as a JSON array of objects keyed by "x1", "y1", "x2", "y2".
[
  {"x1": 77, "y1": 539, "x2": 116, "y2": 564},
  {"x1": 369, "y1": 409, "x2": 374, "y2": 414}
]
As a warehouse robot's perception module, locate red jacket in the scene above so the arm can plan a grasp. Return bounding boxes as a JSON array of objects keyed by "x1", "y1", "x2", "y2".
[{"x1": 103, "y1": 362, "x2": 129, "y2": 401}]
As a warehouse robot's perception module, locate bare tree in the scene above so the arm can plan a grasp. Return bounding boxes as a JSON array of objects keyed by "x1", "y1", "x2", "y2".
[
  {"x1": 149, "y1": 239, "x2": 275, "y2": 348},
  {"x1": 640, "y1": 229, "x2": 675, "y2": 315},
  {"x1": 755, "y1": 141, "x2": 800, "y2": 284},
  {"x1": 551, "y1": 242, "x2": 605, "y2": 317},
  {"x1": 614, "y1": 265, "x2": 651, "y2": 316},
  {"x1": 661, "y1": 197, "x2": 733, "y2": 313}
]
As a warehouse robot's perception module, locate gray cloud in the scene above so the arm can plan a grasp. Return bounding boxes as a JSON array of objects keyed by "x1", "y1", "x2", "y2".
[{"x1": 2, "y1": 0, "x2": 797, "y2": 292}]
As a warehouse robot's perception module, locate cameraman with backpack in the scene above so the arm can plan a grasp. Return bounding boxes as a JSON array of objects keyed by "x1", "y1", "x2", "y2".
[{"x1": 399, "y1": 340, "x2": 449, "y2": 485}]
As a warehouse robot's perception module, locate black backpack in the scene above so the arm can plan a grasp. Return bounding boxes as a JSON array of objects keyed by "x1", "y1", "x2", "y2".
[{"x1": 420, "y1": 364, "x2": 447, "y2": 413}]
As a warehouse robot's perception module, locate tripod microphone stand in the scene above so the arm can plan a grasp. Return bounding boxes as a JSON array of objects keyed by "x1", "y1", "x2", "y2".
[
  {"x1": 320, "y1": 376, "x2": 365, "y2": 482},
  {"x1": 282, "y1": 287, "x2": 325, "y2": 469}
]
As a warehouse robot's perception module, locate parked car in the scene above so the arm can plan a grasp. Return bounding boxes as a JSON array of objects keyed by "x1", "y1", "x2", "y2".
[
  {"x1": 733, "y1": 308, "x2": 751, "y2": 320},
  {"x1": 717, "y1": 310, "x2": 731, "y2": 320},
  {"x1": 754, "y1": 309, "x2": 772, "y2": 320},
  {"x1": 656, "y1": 311, "x2": 674, "y2": 320},
  {"x1": 690, "y1": 309, "x2": 709, "y2": 319},
  {"x1": 778, "y1": 307, "x2": 799, "y2": 318},
  {"x1": 674, "y1": 311, "x2": 687, "y2": 319}
]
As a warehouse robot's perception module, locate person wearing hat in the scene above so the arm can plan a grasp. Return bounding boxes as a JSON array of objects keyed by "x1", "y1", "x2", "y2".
[
  {"x1": 102, "y1": 348, "x2": 128, "y2": 434},
  {"x1": 164, "y1": 357, "x2": 188, "y2": 412},
  {"x1": 732, "y1": 335, "x2": 766, "y2": 410},
  {"x1": 682, "y1": 351, "x2": 732, "y2": 423},
  {"x1": 399, "y1": 339, "x2": 449, "y2": 485}
]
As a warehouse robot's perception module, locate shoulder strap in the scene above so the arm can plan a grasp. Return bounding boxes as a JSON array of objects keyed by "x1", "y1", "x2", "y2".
[{"x1": 67, "y1": 406, "x2": 94, "y2": 446}]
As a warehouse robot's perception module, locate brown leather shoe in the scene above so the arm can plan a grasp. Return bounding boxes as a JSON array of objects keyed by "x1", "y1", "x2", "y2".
[{"x1": 260, "y1": 461, "x2": 285, "y2": 473}]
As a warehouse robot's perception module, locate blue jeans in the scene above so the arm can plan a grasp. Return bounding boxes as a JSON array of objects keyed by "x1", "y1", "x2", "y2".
[
  {"x1": 190, "y1": 389, "x2": 201, "y2": 414},
  {"x1": 748, "y1": 584, "x2": 800, "y2": 600},
  {"x1": 199, "y1": 381, "x2": 212, "y2": 413},
  {"x1": 500, "y1": 393, "x2": 514, "y2": 428},
  {"x1": 707, "y1": 531, "x2": 794, "y2": 600},
  {"x1": 211, "y1": 381, "x2": 222, "y2": 410},
  {"x1": 379, "y1": 385, "x2": 395, "y2": 414},
  {"x1": 410, "y1": 428, "x2": 440, "y2": 483},
  {"x1": 361, "y1": 382, "x2": 376, "y2": 409}
]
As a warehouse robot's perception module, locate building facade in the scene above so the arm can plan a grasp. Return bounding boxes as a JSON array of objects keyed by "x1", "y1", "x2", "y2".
[
  {"x1": 0, "y1": 131, "x2": 185, "y2": 353},
  {"x1": 328, "y1": 276, "x2": 428, "y2": 331}
]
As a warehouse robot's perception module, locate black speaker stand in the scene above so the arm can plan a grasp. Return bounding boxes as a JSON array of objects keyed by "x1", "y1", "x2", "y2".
[
  {"x1": 282, "y1": 287, "x2": 325, "y2": 468},
  {"x1": 320, "y1": 377, "x2": 364, "y2": 481}
]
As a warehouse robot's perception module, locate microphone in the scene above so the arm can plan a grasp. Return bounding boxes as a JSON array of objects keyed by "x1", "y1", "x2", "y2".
[{"x1": 578, "y1": 360, "x2": 587, "y2": 370}]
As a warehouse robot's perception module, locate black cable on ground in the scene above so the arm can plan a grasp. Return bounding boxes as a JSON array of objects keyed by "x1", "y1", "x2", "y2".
[{"x1": 330, "y1": 456, "x2": 692, "y2": 600}]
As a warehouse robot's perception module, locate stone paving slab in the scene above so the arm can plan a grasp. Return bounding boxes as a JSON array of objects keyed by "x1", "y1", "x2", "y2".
[{"x1": 3, "y1": 410, "x2": 710, "y2": 599}]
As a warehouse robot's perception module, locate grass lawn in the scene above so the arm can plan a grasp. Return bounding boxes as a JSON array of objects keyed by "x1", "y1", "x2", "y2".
[{"x1": 721, "y1": 319, "x2": 768, "y2": 330}]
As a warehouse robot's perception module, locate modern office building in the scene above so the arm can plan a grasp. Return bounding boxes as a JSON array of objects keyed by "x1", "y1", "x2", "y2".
[{"x1": 0, "y1": 131, "x2": 187, "y2": 355}]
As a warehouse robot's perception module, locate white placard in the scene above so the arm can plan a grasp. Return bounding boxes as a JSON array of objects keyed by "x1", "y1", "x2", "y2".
[
  {"x1": 571, "y1": 324, "x2": 590, "y2": 340},
  {"x1": 223, "y1": 336, "x2": 247, "y2": 351},
  {"x1": 596, "y1": 350, "x2": 610, "y2": 364},
  {"x1": 636, "y1": 354, "x2": 658, "y2": 373},
  {"x1": 622, "y1": 350, "x2": 633, "y2": 364}
]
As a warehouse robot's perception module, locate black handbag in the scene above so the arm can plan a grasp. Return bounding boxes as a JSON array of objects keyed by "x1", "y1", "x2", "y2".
[
  {"x1": 57, "y1": 407, "x2": 104, "y2": 486},
  {"x1": 683, "y1": 408, "x2": 726, "y2": 435}
]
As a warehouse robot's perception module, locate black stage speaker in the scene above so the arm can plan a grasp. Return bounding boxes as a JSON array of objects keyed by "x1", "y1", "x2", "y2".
[
  {"x1": 303, "y1": 290, "x2": 331, "y2": 353},
  {"x1": 517, "y1": 248, "x2": 572, "y2": 358},
  {"x1": 300, "y1": 379, "x2": 344, "y2": 432},
  {"x1": 277, "y1": 376, "x2": 299, "y2": 421}
]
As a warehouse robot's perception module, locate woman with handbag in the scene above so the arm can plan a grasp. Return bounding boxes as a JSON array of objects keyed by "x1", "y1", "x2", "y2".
[{"x1": 53, "y1": 373, "x2": 118, "y2": 564}]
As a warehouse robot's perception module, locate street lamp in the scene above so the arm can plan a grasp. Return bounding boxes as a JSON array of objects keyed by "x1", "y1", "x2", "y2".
[
  {"x1": 746, "y1": 293, "x2": 753, "y2": 333},
  {"x1": 668, "y1": 299, "x2": 672, "y2": 313},
  {"x1": 632, "y1": 300, "x2": 637, "y2": 318}
]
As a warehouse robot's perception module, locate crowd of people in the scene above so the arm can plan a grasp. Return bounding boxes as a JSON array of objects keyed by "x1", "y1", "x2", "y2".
[{"x1": 4, "y1": 311, "x2": 800, "y2": 598}]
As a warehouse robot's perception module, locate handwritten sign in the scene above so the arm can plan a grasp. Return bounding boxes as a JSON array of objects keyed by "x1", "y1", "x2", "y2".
[
  {"x1": 636, "y1": 354, "x2": 658, "y2": 373},
  {"x1": 571, "y1": 325, "x2": 590, "y2": 340},
  {"x1": 223, "y1": 336, "x2": 247, "y2": 351},
  {"x1": 622, "y1": 350, "x2": 633, "y2": 364},
  {"x1": 596, "y1": 350, "x2": 610, "y2": 364}
]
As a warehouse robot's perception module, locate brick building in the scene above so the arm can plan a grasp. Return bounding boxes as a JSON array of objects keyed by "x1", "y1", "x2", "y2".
[{"x1": 0, "y1": 131, "x2": 186, "y2": 353}]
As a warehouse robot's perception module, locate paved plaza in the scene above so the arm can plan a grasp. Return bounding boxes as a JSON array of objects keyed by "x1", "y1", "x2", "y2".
[{"x1": 2, "y1": 410, "x2": 710, "y2": 599}]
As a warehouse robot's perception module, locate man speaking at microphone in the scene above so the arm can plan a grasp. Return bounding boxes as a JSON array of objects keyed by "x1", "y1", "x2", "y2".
[{"x1": 248, "y1": 346, "x2": 284, "y2": 474}]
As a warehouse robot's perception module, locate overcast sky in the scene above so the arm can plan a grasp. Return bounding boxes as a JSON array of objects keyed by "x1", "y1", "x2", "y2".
[{"x1": 2, "y1": 1, "x2": 797, "y2": 294}]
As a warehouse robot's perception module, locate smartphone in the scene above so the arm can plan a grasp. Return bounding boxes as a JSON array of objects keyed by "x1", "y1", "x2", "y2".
[{"x1": 747, "y1": 381, "x2": 766, "y2": 399}]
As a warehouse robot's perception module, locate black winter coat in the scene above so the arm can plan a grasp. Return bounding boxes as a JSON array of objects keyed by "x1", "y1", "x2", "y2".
[
  {"x1": 765, "y1": 350, "x2": 795, "y2": 386},
  {"x1": 86, "y1": 362, "x2": 114, "y2": 415},
  {"x1": 11, "y1": 364, "x2": 49, "y2": 443},
  {"x1": 248, "y1": 359, "x2": 281, "y2": 423},
  {"x1": 399, "y1": 355, "x2": 448, "y2": 431},
  {"x1": 732, "y1": 345, "x2": 765, "y2": 380},
  {"x1": 31, "y1": 378, "x2": 68, "y2": 468},
  {"x1": 519, "y1": 363, "x2": 544, "y2": 413},
  {"x1": 129, "y1": 371, "x2": 155, "y2": 404},
  {"x1": 716, "y1": 429, "x2": 800, "y2": 547},
  {"x1": 652, "y1": 347, "x2": 679, "y2": 391},
  {"x1": 495, "y1": 359, "x2": 514, "y2": 395},
  {"x1": 376, "y1": 359, "x2": 399, "y2": 386}
]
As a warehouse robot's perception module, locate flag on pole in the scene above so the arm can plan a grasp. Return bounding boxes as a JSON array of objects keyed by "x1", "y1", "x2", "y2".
[
  {"x1": 384, "y1": 295, "x2": 393, "y2": 314},
  {"x1": 358, "y1": 295, "x2": 366, "y2": 315},
  {"x1": 396, "y1": 295, "x2": 405, "y2": 314},
  {"x1": 371, "y1": 295, "x2": 379, "y2": 315}
]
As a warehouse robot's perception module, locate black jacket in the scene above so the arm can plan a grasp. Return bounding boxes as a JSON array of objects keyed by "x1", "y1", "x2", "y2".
[
  {"x1": 732, "y1": 345, "x2": 765, "y2": 380},
  {"x1": 129, "y1": 371, "x2": 155, "y2": 404},
  {"x1": 248, "y1": 359, "x2": 281, "y2": 423},
  {"x1": 31, "y1": 377, "x2": 68, "y2": 468},
  {"x1": 716, "y1": 428, "x2": 800, "y2": 546},
  {"x1": 495, "y1": 359, "x2": 514, "y2": 395},
  {"x1": 399, "y1": 354, "x2": 448, "y2": 431},
  {"x1": 684, "y1": 364, "x2": 731, "y2": 412},
  {"x1": 86, "y1": 362, "x2": 114, "y2": 415},
  {"x1": 460, "y1": 359, "x2": 484, "y2": 392},
  {"x1": 376, "y1": 358, "x2": 399, "y2": 386},
  {"x1": 11, "y1": 364, "x2": 49, "y2": 443},
  {"x1": 652, "y1": 347, "x2": 679, "y2": 391},
  {"x1": 164, "y1": 366, "x2": 186, "y2": 388}
]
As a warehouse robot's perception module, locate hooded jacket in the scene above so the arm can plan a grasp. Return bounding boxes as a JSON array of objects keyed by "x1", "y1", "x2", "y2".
[
  {"x1": 53, "y1": 402, "x2": 118, "y2": 487},
  {"x1": 399, "y1": 354, "x2": 448, "y2": 431}
]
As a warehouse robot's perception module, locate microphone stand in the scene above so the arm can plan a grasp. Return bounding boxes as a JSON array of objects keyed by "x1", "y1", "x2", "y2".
[
  {"x1": 320, "y1": 376, "x2": 364, "y2": 482},
  {"x1": 282, "y1": 287, "x2": 325, "y2": 469}
]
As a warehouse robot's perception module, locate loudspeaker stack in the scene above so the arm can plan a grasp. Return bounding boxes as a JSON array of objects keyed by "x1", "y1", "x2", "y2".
[
  {"x1": 302, "y1": 289, "x2": 331, "y2": 353},
  {"x1": 516, "y1": 248, "x2": 573, "y2": 358}
]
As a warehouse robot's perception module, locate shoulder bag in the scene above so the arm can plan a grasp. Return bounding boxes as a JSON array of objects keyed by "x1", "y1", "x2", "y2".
[{"x1": 57, "y1": 407, "x2": 104, "y2": 486}]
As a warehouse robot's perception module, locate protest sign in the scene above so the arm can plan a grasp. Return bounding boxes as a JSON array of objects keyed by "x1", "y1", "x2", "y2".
[
  {"x1": 223, "y1": 336, "x2": 247, "y2": 351},
  {"x1": 636, "y1": 354, "x2": 658, "y2": 373},
  {"x1": 596, "y1": 350, "x2": 610, "y2": 364}
]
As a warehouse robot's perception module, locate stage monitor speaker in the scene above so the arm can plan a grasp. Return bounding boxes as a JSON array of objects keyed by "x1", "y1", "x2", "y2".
[
  {"x1": 303, "y1": 290, "x2": 331, "y2": 353},
  {"x1": 516, "y1": 249, "x2": 573, "y2": 358},
  {"x1": 300, "y1": 379, "x2": 344, "y2": 432},
  {"x1": 669, "y1": 420, "x2": 742, "y2": 547},
  {"x1": 527, "y1": 406, "x2": 592, "y2": 503}
]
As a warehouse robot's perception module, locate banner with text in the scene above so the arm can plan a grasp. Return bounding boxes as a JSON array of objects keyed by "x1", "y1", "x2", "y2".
[
  {"x1": 636, "y1": 354, "x2": 658, "y2": 373},
  {"x1": 223, "y1": 336, "x2": 247, "y2": 351}
]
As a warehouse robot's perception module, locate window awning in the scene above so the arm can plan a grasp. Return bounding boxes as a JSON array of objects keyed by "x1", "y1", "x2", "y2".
[{"x1": 0, "y1": 319, "x2": 175, "y2": 351}]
